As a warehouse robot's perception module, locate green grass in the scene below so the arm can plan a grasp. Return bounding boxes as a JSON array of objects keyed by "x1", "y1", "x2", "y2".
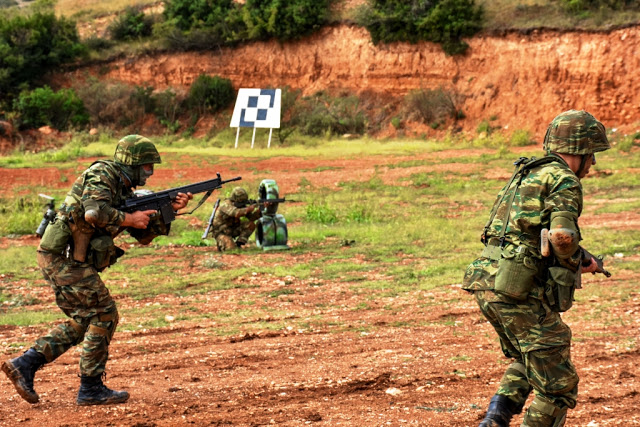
[{"x1": 0, "y1": 138, "x2": 638, "y2": 335}]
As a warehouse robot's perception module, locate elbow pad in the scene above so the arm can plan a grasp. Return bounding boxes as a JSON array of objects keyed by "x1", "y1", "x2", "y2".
[
  {"x1": 548, "y1": 211, "x2": 580, "y2": 259},
  {"x1": 83, "y1": 199, "x2": 109, "y2": 227}
]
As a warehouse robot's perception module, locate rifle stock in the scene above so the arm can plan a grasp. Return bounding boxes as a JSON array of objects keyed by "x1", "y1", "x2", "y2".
[{"x1": 202, "y1": 198, "x2": 220, "y2": 239}]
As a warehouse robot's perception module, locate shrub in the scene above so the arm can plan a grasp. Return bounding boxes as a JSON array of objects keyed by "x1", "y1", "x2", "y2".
[
  {"x1": 356, "y1": 0, "x2": 484, "y2": 55},
  {"x1": 152, "y1": 88, "x2": 185, "y2": 131},
  {"x1": 0, "y1": 0, "x2": 18, "y2": 8},
  {"x1": 295, "y1": 92, "x2": 367, "y2": 137},
  {"x1": 242, "y1": 0, "x2": 331, "y2": 41},
  {"x1": 13, "y1": 86, "x2": 89, "y2": 131},
  {"x1": 560, "y1": 0, "x2": 639, "y2": 13},
  {"x1": 164, "y1": 0, "x2": 236, "y2": 31},
  {"x1": 403, "y1": 86, "x2": 462, "y2": 125},
  {"x1": 186, "y1": 74, "x2": 234, "y2": 116},
  {"x1": 277, "y1": 85, "x2": 302, "y2": 144},
  {"x1": 306, "y1": 202, "x2": 338, "y2": 224},
  {"x1": 0, "y1": 12, "x2": 86, "y2": 106},
  {"x1": 108, "y1": 6, "x2": 155, "y2": 41},
  {"x1": 510, "y1": 129, "x2": 534, "y2": 146},
  {"x1": 74, "y1": 79, "x2": 145, "y2": 128}
]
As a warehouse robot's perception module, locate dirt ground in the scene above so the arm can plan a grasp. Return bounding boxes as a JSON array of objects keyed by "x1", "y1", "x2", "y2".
[{"x1": 1, "y1": 150, "x2": 639, "y2": 426}]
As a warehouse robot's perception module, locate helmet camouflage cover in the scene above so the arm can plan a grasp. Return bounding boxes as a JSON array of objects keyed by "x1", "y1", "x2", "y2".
[
  {"x1": 114, "y1": 135, "x2": 161, "y2": 166},
  {"x1": 543, "y1": 109, "x2": 610, "y2": 155},
  {"x1": 230, "y1": 187, "x2": 249, "y2": 204}
]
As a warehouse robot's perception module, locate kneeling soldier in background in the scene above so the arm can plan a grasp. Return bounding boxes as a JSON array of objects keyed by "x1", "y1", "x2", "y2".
[{"x1": 212, "y1": 187, "x2": 262, "y2": 251}]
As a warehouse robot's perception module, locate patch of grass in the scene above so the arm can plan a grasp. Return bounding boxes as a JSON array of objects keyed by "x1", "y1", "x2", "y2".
[
  {"x1": 0, "y1": 311, "x2": 65, "y2": 326},
  {"x1": 0, "y1": 246, "x2": 41, "y2": 280}
]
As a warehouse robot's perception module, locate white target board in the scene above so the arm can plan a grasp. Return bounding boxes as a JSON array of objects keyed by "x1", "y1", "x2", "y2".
[{"x1": 230, "y1": 88, "x2": 281, "y2": 148}]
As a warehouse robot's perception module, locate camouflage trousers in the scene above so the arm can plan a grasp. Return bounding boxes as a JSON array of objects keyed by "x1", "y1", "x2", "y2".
[
  {"x1": 474, "y1": 290, "x2": 579, "y2": 414},
  {"x1": 34, "y1": 251, "x2": 119, "y2": 377},
  {"x1": 214, "y1": 221, "x2": 256, "y2": 251}
]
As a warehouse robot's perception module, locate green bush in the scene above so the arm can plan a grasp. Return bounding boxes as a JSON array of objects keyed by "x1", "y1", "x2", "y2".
[
  {"x1": 306, "y1": 202, "x2": 338, "y2": 224},
  {"x1": 560, "y1": 0, "x2": 639, "y2": 13},
  {"x1": 295, "y1": 92, "x2": 367, "y2": 137},
  {"x1": 356, "y1": 0, "x2": 483, "y2": 55},
  {"x1": 152, "y1": 88, "x2": 185, "y2": 131},
  {"x1": 164, "y1": 0, "x2": 237, "y2": 31},
  {"x1": 0, "y1": 0, "x2": 18, "y2": 8},
  {"x1": 510, "y1": 129, "x2": 534, "y2": 147},
  {"x1": 187, "y1": 74, "x2": 235, "y2": 116},
  {"x1": 403, "y1": 86, "x2": 461, "y2": 125},
  {"x1": 242, "y1": 0, "x2": 331, "y2": 41},
  {"x1": 108, "y1": 6, "x2": 155, "y2": 41},
  {"x1": 13, "y1": 86, "x2": 89, "y2": 131},
  {"x1": 277, "y1": 85, "x2": 302, "y2": 144},
  {"x1": 74, "y1": 79, "x2": 145, "y2": 128},
  {"x1": 0, "y1": 12, "x2": 86, "y2": 106}
]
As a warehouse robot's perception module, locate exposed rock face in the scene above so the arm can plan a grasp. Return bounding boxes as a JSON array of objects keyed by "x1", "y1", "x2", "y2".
[{"x1": 67, "y1": 24, "x2": 640, "y2": 137}]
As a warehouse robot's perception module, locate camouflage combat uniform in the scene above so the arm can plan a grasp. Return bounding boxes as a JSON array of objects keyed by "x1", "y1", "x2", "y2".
[
  {"x1": 35, "y1": 160, "x2": 141, "y2": 377},
  {"x1": 2, "y1": 135, "x2": 167, "y2": 406},
  {"x1": 463, "y1": 110, "x2": 610, "y2": 426},
  {"x1": 212, "y1": 188, "x2": 261, "y2": 251}
]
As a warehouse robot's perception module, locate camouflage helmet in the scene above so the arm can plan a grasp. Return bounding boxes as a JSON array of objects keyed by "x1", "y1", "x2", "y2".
[
  {"x1": 114, "y1": 135, "x2": 161, "y2": 166},
  {"x1": 543, "y1": 110, "x2": 610, "y2": 155},
  {"x1": 230, "y1": 187, "x2": 248, "y2": 204}
]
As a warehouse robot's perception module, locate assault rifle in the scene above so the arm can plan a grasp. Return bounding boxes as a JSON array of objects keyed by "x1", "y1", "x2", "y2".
[
  {"x1": 540, "y1": 228, "x2": 611, "y2": 277},
  {"x1": 76, "y1": 174, "x2": 240, "y2": 262},
  {"x1": 117, "y1": 173, "x2": 241, "y2": 225}
]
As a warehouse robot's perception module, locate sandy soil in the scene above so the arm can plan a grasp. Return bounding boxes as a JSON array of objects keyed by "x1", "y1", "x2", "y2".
[{"x1": 0, "y1": 151, "x2": 639, "y2": 427}]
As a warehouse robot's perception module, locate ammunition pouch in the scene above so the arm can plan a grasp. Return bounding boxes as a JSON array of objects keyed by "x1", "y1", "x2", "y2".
[
  {"x1": 545, "y1": 266, "x2": 579, "y2": 312},
  {"x1": 87, "y1": 235, "x2": 125, "y2": 272},
  {"x1": 462, "y1": 256, "x2": 497, "y2": 291},
  {"x1": 494, "y1": 245, "x2": 542, "y2": 301},
  {"x1": 38, "y1": 217, "x2": 71, "y2": 255}
]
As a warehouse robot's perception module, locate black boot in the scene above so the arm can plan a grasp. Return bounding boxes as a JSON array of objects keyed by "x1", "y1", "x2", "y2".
[
  {"x1": 479, "y1": 394, "x2": 520, "y2": 427},
  {"x1": 76, "y1": 373, "x2": 129, "y2": 406},
  {"x1": 1, "y1": 348, "x2": 47, "y2": 404}
]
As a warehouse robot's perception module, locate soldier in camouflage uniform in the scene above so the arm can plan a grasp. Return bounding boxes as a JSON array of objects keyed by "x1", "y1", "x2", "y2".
[
  {"x1": 1, "y1": 135, "x2": 192, "y2": 406},
  {"x1": 211, "y1": 187, "x2": 262, "y2": 251},
  {"x1": 462, "y1": 110, "x2": 610, "y2": 426}
]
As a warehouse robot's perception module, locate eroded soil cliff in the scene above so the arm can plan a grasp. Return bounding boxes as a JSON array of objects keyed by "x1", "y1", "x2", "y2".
[{"x1": 62, "y1": 23, "x2": 640, "y2": 139}]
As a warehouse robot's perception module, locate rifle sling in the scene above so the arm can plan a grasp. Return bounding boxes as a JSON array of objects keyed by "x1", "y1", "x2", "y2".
[{"x1": 177, "y1": 189, "x2": 214, "y2": 216}]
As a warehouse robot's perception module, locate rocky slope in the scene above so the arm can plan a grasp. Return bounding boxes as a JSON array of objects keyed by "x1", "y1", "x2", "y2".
[{"x1": 62, "y1": 23, "x2": 640, "y2": 139}]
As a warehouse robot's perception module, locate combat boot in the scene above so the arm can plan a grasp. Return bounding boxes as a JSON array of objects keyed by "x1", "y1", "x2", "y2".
[
  {"x1": 76, "y1": 373, "x2": 129, "y2": 406},
  {"x1": 1, "y1": 348, "x2": 47, "y2": 404},
  {"x1": 479, "y1": 394, "x2": 521, "y2": 427}
]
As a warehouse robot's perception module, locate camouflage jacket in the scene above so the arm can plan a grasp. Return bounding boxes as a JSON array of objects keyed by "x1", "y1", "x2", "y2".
[
  {"x1": 463, "y1": 154, "x2": 583, "y2": 293},
  {"x1": 211, "y1": 198, "x2": 261, "y2": 235},
  {"x1": 483, "y1": 154, "x2": 583, "y2": 252},
  {"x1": 61, "y1": 160, "x2": 167, "y2": 242}
]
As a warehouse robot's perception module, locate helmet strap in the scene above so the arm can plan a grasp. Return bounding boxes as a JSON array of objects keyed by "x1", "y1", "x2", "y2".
[
  {"x1": 576, "y1": 154, "x2": 591, "y2": 178},
  {"x1": 119, "y1": 164, "x2": 137, "y2": 187}
]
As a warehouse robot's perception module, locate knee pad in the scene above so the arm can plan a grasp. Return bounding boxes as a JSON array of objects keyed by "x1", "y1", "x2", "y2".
[
  {"x1": 88, "y1": 310, "x2": 119, "y2": 344},
  {"x1": 524, "y1": 396, "x2": 567, "y2": 427}
]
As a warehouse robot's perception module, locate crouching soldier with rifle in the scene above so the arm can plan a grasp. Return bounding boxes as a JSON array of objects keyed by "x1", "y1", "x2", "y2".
[
  {"x1": 206, "y1": 187, "x2": 269, "y2": 251},
  {"x1": 1, "y1": 135, "x2": 195, "y2": 406}
]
